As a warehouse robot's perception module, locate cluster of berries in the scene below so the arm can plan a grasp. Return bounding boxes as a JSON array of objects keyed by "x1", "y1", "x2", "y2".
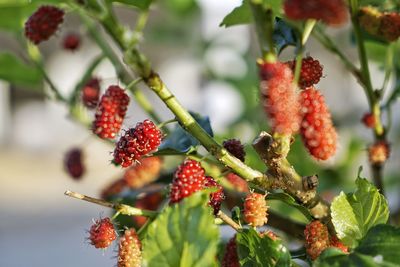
[
  {"x1": 304, "y1": 220, "x2": 348, "y2": 260},
  {"x1": 359, "y1": 7, "x2": 400, "y2": 42},
  {"x1": 259, "y1": 57, "x2": 337, "y2": 160},
  {"x1": 284, "y1": 0, "x2": 348, "y2": 26},
  {"x1": 169, "y1": 159, "x2": 225, "y2": 214},
  {"x1": 88, "y1": 218, "x2": 141, "y2": 267}
]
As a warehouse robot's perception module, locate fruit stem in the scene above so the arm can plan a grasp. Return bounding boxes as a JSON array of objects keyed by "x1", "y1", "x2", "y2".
[
  {"x1": 217, "y1": 210, "x2": 241, "y2": 231},
  {"x1": 157, "y1": 118, "x2": 178, "y2": 129},
  {"x1": 293, "y1": 19, "x2": 316, "y2": 86},
  {"x1": 69, "y1": 54, "x2": 106, "y2": 105},
  {"x1": 64, "y1": 190, "x2": 158, "y2": 218},
  {"x1": 25, "y1": 42, "x2": 66, "y2": 102}
]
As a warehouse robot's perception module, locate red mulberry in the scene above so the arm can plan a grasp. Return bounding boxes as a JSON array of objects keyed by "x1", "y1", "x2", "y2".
[
  {"x1": 169, "y1": 159, "x2": 206, "y2": 204},
  {"x1": 259, "y1": 61, "x2": 301, "y2": 135},
  {"x1": 113, "y1": 120, "x2": 162, "y2": 168},
  {"x1": 287, "y1": 56, "x2": 323, "y2": 89},
  {"x1": 284, "y1": 0, "x2": 348, "y2": 26},
  {"x1": 300, "y1": 87, "x2": 337, "y2": 160},
  {"x1": 25, "y1": 6, "x2": 64, "y2": 44},
  {"x1": 88, "y1": 217, "x2": 116, "y2": 249},
  {"x1": 93, "y1": 85, "x2": 129, "y2": 139}
]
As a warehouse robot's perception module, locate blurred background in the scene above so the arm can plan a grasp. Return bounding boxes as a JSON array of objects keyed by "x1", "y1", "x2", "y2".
[{"x1": 0, "y1": 1, "x2": 399, "y2": 266}]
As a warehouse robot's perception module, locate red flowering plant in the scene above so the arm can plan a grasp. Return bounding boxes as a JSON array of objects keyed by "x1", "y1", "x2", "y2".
[{"x1": 1, "y1": 0, "x2": 400, "y2": 266}]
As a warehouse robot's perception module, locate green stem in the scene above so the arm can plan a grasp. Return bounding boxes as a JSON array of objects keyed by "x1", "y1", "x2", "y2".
[
  {"x1": 313, "y1": 27, "x2": 361, "y2": 81},
  {"x1": 157, "y1": 118, "x2": 178, "y2": 129},
  {"x1": 69, "y1": 54, "x2": 105, "y2": 105},
  {"x1": 381, "y1": 43, "x2": 394, "y2": 93},
  {"x1": 350, "y1": 0, "x2": 375, "y2": 106},
  {"x1": 145, "y1": 72, "x2": 270, "y2": 186},
  {"x1": 350, "y1": 0, "x2": 386, "y2": 194},
  {"x1": 79, "y1": 11, "x2": 162, "y2": 125},
  {"x1": 293, "y1": 20, "x2": 316, "y2": 85}
]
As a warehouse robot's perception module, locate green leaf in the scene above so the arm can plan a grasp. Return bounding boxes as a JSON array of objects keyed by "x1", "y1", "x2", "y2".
[
  {"x1": 267, "y1": 192, "x2": 313, "y2": 220},
  {"x1": 219, "y1": 0, "x2": 252, "y2": 28},
  {"x1": 163, "y1": 0, "x2": 199, "y2": 15},
  {"x1": 158, "y1": 112, "x2": 213, "y2": 154},
  {"x1": 0, "y1": 5, "x2": 33, "y2": 32},
  {"x1": 107, "y1": 0, "x2": 152, "y2": 10},
  {"x1": 331, "y1": 176, "x2": 389, "y2": 247},
  {"x1": 0, "y1": 53, "x2": 42, "y2": 85},
  {"x1": 315, "y1": 225, "x2": 400, "y2": 267},
  {"x1": 236, "y1": 228, "x2": 291, "y2": 267},
  {"x1": 355, "y1": 224, "x2": 400, "y2": 264},
  {"x1": 142, "y1": 192, "x2": 219, "y2": 267},
  {"x1": 220, "y1": 0, "x2": 283, "y2": 28}
]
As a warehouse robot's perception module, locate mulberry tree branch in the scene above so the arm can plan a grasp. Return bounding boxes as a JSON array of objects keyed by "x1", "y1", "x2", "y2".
[{"x1": 88, "y1": 3, "x2": 332, "y2": 220}]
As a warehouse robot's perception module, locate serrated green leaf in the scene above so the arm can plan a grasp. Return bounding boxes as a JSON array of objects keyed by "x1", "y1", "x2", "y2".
[
  {"x1": 142, "y1": 192, "x2": 219, "y2": 267},
  {"x1": 0, "y1": 52, "x2": 42, "y2": 85},
  {"x1": 267, "y1": 192, "x2": 312, "y2": 220},
  {"x1": 236, "y1": 228, "x2": 291, "y2": 267},
  {"x1": 315, "y1": 225, "x2": 400, "y2": 267},
  {"x1": 219, "y1": 0, "x2": 252, "y2": 28},
  {"x1": 331, "y1": 177, "x2": 389, "y2": 247},
  {"x1": 107, "y1": 0, "x2": 152, "y2": 10}
]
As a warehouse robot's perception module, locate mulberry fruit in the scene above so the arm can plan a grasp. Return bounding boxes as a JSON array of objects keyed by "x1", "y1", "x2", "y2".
[
  {"x1": 223, "y1": 139, "x2": 246, "y2": 162},
  {"x1": 169, "y1": 159, "x2": 206, "y2": 204},
  {"x1": 300, "y1": 87, "x2": 337, "y2": 160},
  {"x1": 113, "y1": 120, "x2": 162, "y2": 168},
  {"x1": 124, "y1": 157, "x2": 162, "y2": 188},
  {"x1": 118, "y1": 228, "x2": 141, "y2": 267},
  {"x1": 88, "y1": 217, "x2": 116, "y2": 249},
  {"x1": 63, "y1": 33, "x2": 80, "y2": 51},
  {"x1": 222, "y1": 236, "x2": 240, "y2": 267},
  {"x1": 93, "y1": 85, "x2": 129, "y2": 139},
  {"x1": 284, "y1": 0, "x2": 348, "y2": 26},
  {"x1": 368, "y1": 141, "x2": 390, "y2": 165},
  {"x1": 304, "y1": 220, "x2": 330, "y2": 260},
  {"x1": 243, "y1": 193, "x2": 268, "y2": 227},
  {"x1": 25, "y1": 6, "x2": 64, "y2": 44},
  {"x1": 259, "y1": 61, "x2": 301, "y2": 135},
  {"x1": 64, "y1": 148, "x2": 85, "y2": 180},
  {"x1": 287, "y1": 56, "x2": 323, "y2": 89},
  {"x1": 204, "y1": 176, "x2": 225, "y2": 215},
  {"x1": 82, "y1": 77, "x2": 101, "y2": 109}
]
